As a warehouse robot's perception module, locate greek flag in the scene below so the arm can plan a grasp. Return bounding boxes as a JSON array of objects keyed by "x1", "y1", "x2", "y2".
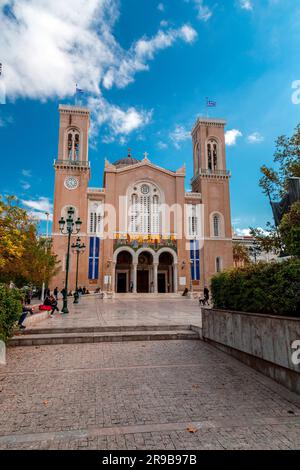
[
  {"x1": 190, "y1": 239, "x2": 200, "y2": 281},
  {"x1": 206, "y1": 98, "x2": 217, "y2": 107},
  {"x1": 88, "y1": 237, "x2": 100, "y2": 280}
]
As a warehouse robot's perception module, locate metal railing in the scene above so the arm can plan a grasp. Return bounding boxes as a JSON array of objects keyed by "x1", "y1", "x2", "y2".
[
  {"x1": 185, "y1": 191, "x2": 202, "y2": 199},
  {"x1": 87, "y1": 187, "x2": 105, "y2": 193},
  {"x1": 54, "y1": 159, "x2": 90, "y2": 168},
  {"x1": 197, "y1": 168, "x2": 231, "y2": 177}
]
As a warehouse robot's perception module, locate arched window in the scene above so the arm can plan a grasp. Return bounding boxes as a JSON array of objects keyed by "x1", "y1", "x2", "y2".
[
  {"x1": 128, "y1": 183, "x2": 161, "y2": 235},
  {"x1": 188, "y1": 205, "x2": 198, "y2": 237},
  {"x1": 216, "y1": 257, "x2": 222, "y2": 273},
  {"x1": 194, "y1": 142, "x2": 200, "y2": 173},
  {"x1": 213, "y1": 214, "x2": 220, "y2": 237},
  {"x1": 130, "y1": 194, "x2": 138, "y2": 233},
  {"x1": 88, "y1": 202, "x2": 103, "y2": 235},
  {"x1": 207, "y1": 139, "x2": 218, "y2": 171},
  {"x1": 66, "y1": 128, "x2": 80, "y2": 160},
  {"x1": 152, "y1": 195, "x2": 160, "y2": 234}
]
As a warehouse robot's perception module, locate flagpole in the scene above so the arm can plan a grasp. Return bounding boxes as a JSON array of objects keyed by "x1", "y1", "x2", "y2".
[{"x1": 205, "y1": 97, "x2": 209, "y2": 118}]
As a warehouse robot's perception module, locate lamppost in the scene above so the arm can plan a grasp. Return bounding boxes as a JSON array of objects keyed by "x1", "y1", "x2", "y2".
[
  {"x1": 59, "y1": 208, "x2": 82, "y2": 313},
  {"x1": 71, "y1": 237, "x2": 86, "y2": 303}
]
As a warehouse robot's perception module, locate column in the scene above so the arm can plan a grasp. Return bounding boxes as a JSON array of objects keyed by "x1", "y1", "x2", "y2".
[
  {"x1": 168, "y1": 265, "x2": 172, "y2": 292},
  {"x1": 173, "y1": 263, "x2": 178, "y2": 293},
  {"x1": 111, "y1": 261, "x2": 116, "y2": 293},
  {"x1": 133, "y1": 262, "x2": 137, "y2": 293},
  {"x1": 153, "y1": 262, "x2": 158, "y2": 294}
]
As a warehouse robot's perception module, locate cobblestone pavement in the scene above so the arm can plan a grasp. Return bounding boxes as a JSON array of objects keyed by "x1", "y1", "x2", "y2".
[
  {"x1": 28, "y1": 295, "x2": 203, "y2": 330},
  {"x1": 1, "y1": 340, "x2": 300, "y2": 449}
]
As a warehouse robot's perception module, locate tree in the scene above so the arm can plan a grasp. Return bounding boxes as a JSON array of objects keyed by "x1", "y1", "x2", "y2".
[
  {"x1": 0, "y1": 195, "x2": 60, "y2": 287},
  {"x1": 233, "y1": 242, "x2": 250, "y2": 267},
  {"x1": 259, "y1": 123, "x2": 300, "y2": 200},
  {"x1": 0, "y1": 195, "x2": 30, "y2": 270},
  {"x1": 280, "y1": 201, "x2": 300, "y2": 257},
  {"x1": 250, "y1": 225, "x2": 283, "y2": 256},
  {"x1": 0, "y1": 284, "x2": 22, "y2": 343},
  {"x1": 253, "y1": 124, "x2": 300, "y2": 257}
]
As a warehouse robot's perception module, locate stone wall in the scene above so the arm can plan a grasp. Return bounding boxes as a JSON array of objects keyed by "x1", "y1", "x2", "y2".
[{"x1": 202, "y1": 308, "x2": 300, "y2": 394}]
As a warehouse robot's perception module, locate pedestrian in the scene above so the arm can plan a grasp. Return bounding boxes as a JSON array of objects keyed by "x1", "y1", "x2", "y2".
[
  {"x1": 18, "y1": 300, "x2": 34, "y2": 329},
  {"x1": 53, "y1": 287, "x2": 58, "y2": 301},
  {"x1": 61, "y1": 287, "x2": 67, "y2": 299},
  {"x1": 204, "y1": 285, "x2": 210, "y2": 304},
  {"x1": 45, "y1": 287, "x2": 50, "y2": 298},
  {"x1": 129, "y1": 281, "x2": 133, "y2": 293},
  {"x1": 182, "y1": 287, "x2": 189, "y2": 297},
  {"x1": 44, "y1": 295, "x2": 59, "y2": 316},
  {"x1": 24, "y1": 291, "x2": 31, "y2": 305}
]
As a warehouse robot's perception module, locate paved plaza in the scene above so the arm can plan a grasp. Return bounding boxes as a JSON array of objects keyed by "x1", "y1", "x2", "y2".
[
  {"x1": 1, "y1": 297, "x2": 300, "y2": 450},
  {"x1": 27, "y1": 294, "x2": 203, "y2": 330}
]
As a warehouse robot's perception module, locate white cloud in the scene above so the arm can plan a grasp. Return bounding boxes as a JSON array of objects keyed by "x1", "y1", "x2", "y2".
[
  {"x1": 21, "y1": 169, "x2": 32, "y2": 177},
  {"x1": 247, "y1": 132, "x2": 264, "y2": 144},
  {"x1": 22, "y1": 196, "x2": 53, "y2": 213},
  {"x1": 170, "y1": 125, "x2": 190, "y2": 149},
  {"x1": 188, "y1": 0, "x2": 212, "y2": 22},
  {"x1": 235, "y1": 227, "x2": 267, "y2": 237},
  {"x1": 103, "y1": 24, "x2": 197, "y2": 91},
  {"x1": 88, "y1": 95, "x2": 152, "y2": 142},
  {"x1": 158, "y1": 141, "x2": 168, "y2": 149},
  {"x1": 235, "y1": 228, "x2": 252, "y2": 236},
  {"x1": 180, "y1": 24, "x2": 198, "y2": 43},
  {"x1": 225, "y1": 129, "x2": 243, "y2": 146},
  {"x1": 239, "y1": 0, "x2": 253, "y2": 11},
  {"x1": 21, "y1": 181, "x2": 31, "y2": 190},
  {"x1": 1, "y1": 1, "x2": 197, "y2": 140},
  {"x1": 0, "y1": 115, "x2": 13, "y2": 127},
  {"x1": 28, "y1": 211, "x2": 53, "y2": 222},
  {"x1": 157, "y1": 3, "x2": 165, "y2": 12},
  {"x1": 160, "y1": 20, "x2": 168, "y2": 27}
]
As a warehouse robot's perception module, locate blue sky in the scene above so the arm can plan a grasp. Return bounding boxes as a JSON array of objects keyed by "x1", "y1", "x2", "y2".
[{"x1": 1, "y1": 0, "x2": 300, "y2": 235}]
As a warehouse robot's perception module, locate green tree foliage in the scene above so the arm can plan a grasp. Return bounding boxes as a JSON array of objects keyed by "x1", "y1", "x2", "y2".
[
  {"x1": 211, "y1": 259, "x2": 300, "y2": 317},
  {"x1": 0, "y1": 284, "x2": 22, "y2": 342},
  {"x1": 0, "y1": 195, "x2": 60, "y2": 287},
  {"x1": 250, "y1": 225, "x2": 283, "y2": 255},
  {"x1": 280, "y1": 201, "x2": 300, "y2": 257},
  {"x1": 0, "y1": 195, "x2": 29, "y2": 270},
  {"x1": 259, "y1": 123, "x2": 300, "y2": 199},
  {"x1": 253, "y1": 124, "x2": 300, "y2": 256},
  {"x1": 233, "y1": 242, "x2": 250, "y2": 265}
]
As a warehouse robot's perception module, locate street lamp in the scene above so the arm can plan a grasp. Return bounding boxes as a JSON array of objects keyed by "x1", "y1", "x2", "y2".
[
  {"x1": 71, "y1": 237, "x2": 86, "y2": 303},
  {"x1": 189, "y1": 259, "x2": 194, "y2": 295},
  {"x1": 59, "y1": 208, "x2": 82, "y2": 313}
]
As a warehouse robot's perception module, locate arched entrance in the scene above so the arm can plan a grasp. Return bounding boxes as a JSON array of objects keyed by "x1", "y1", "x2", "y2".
[
  {"x1": 158, "y1": 252, "x2": 174, "y2": 293},
  {"x1": 137, "y1": 251, "x2": 153, "y2": 293},
  {"x1": 116, "y1": 250, "x2": 133, "y2": 293}
]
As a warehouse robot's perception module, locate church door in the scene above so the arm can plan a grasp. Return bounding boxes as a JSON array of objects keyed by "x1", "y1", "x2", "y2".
[
  {"x1": 137, "y1": 270, "x2": 149, "y2": 293},
  {"x1": 117, "y1": 272, "x2": 127, "y2": 293},
  {"x1": 158, "y1": 273, "x2": 166, "y2": 293}
]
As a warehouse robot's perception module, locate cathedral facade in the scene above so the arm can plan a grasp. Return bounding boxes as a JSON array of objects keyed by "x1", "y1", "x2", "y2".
[{"x1": 51, "y1": 105, "x2": 233, "y2": 294}]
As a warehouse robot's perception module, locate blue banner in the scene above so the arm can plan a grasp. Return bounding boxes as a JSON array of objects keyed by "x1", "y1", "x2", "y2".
[
  {"x1": 190, "y1": 240, "x2": 200, "y2": 281},
  {"x1": 88, "y1": 237, "x2": 100, "y2": 280}
]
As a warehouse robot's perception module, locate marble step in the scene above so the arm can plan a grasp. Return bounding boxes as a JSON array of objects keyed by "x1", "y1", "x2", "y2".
[
  {"x1": 10, "y1": 329, "x2": 199, "y2": 347},
  {"x1": 20, "y1": 324, "x2": 192, "y2": 335}
]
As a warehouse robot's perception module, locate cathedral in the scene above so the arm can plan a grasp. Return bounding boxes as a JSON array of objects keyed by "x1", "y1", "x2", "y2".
[{"x1": 51, "y1": 105, "x2": 233, "y2": 294}]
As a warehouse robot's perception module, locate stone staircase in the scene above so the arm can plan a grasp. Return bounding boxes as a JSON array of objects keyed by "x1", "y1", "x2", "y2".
[
  {"x1": 114, "y1": 293, "x2": 183, "y2": 299},
  {"x1": 10, "y1": 324, "x2": 200, "y2": 347}
]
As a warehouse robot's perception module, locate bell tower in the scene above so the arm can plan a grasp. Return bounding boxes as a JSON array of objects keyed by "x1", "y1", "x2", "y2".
[
  {"x1": 191, "y1": 117, "x2": 233, "y2": 285},
  {"x1": 52, "y1": 105, "x2": 91, "y2": 288}
]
